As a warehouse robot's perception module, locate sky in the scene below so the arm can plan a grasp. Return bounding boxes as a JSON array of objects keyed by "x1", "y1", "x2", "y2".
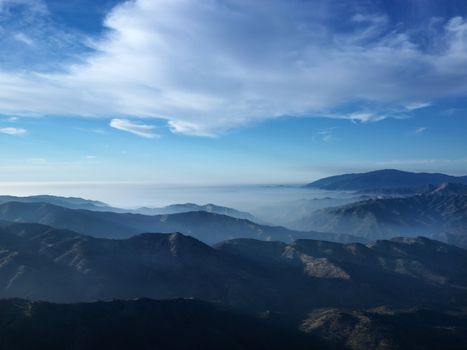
[{"x1": 0, "y1": 0, "x2": 467, "y2": 185}]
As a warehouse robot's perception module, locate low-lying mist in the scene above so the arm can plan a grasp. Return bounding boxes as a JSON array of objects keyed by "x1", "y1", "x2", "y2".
[{"x1": 0, "y1": 182, "x2": 360, "y2": 227}]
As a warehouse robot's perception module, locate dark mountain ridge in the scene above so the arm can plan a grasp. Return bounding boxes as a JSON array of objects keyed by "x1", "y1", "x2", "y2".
[
  {"x1": 302, "y1": 307, "x2": 467, "y2": 350},
  {"x1": 0, "y1": 298, "x2": 319, "y2": 350},
  {"x1": 0, "y1": 221, "x2": 465, "y2": 315}
]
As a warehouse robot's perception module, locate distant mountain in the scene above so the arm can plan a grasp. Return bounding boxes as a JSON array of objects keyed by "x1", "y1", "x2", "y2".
[
  {"x1": 359, "y1": 182, "x2": 467, "y2": 197},
  {"x1": 0, "y1": 298, "x2": 318, "y2": 350},
  {"x1": 135, "y1": 202, "x2": 260, "y2": 222},
  {"x1": 0, "y1": 195, "x2": 119, "y2": 212},
  {"x1": 254, "y1": 196, "x2": 364, "y2": 228},
  {"x1": 0, "y1": 195, "x2": 262, "y2": 222},
  {"x1": 302, "y1": 307, "x2": 467, "y2": 350},
  {"x1": 305, "y1": 169, "x2": 467, "y2": 190},
  {"x1": 0, "y1": 201, "x2": 364, "y2": 244},
  {"x1": 297, "y1": 183, "x2": 467, "y2": 247},
  {"x1": 0, "y1": 222, "x2": 466, "y2": 314}
]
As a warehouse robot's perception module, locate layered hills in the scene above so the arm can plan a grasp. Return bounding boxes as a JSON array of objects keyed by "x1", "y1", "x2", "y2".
[
  {"x1": 0, "y1": 221, "x2": 465, "y2": 314},
  {"x1": 297, "y1": 183, "x2": 467, "y2": 247},
  {"x1": 0, "y1": 201, "x2": 363, "y2": 244}
]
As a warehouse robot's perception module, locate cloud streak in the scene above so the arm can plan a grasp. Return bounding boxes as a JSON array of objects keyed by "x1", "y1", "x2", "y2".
[
  {"x1": 1, "y1": 0, "x2": 467, "y2": 135},
  {"x1": 413, "y1": 127, "x2": 428, "y2": 135},
  {"x1": 109, "y1": 118, "x2": 158, "y2": 138},
  {"x1": 0, "y1": 127, "x2": 27, "y2": 136}
]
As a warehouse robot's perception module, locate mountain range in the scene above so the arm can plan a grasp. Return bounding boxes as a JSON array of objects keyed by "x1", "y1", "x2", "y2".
[
  {"x1": 0, "y1": 195, "x2": 114, "y2": 212},
  {"x1": 305, "y1": 169, "x2": 467, "y2": 190},
  {"x1": 297, "y1": 183, "x2": 467, "y2": 247},
  {"x1": 302, "y1": 307, "x2": 467, "y2": 350},
  {"x1": 0, "y1": 221, "x2": 465, "y2": 349},
  {"x1": 136, "y1": 202, "x2": 259, "y2": 221},
  {"x1": 0, "y1": 201, "x2": 363, "y2": 244},
  {"x1": 1, "y1": 170, "x2": 467, "y2": 349},
  {"x1": 0, "y1": 221, "x2": 465, "y2": 313},
  {"x1": 0, "y1": 195, "x2": 261, "y2": 221},
  {"x1": 0, "y1": 297, "x2": 465, "y2": 350}
]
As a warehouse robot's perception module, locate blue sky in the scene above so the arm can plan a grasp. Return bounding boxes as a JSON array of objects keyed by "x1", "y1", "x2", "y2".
[{"x1": 0, "y1": 0, "x2": 467, "y2": 185}]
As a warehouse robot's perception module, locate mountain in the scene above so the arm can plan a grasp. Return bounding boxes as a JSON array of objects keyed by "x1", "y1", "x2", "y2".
[
  {"x1": 0, "y1": 221, "x2": 271, "y2": 306},
  {"x1": 254, "y1": 196, "x2": 365, "y2": 228},
  {"x1": 305, "y1": 169, "x2": 467, "y2": 190},
  {"x1": 302, "y1": 307, "x2": 467, "y2": 350},
  {"x1": 359, "y1": 182, "x2": 467, "y2": 197},
  {"x1": 135, "y1": 202, "x2": 260, "y2": 221},
  {"x1": 0, "y1": 201, "x2": 364, "y2": 244},
  {"x1": 297, "y1": 183, "x2": 467, "y2": 247},
  {"x1": 0, "y1": 221, "x2": 465, "y2": 349},
  {"x1": 0, "y1": 300, "x2": 464, "y2": 350},
  {"x1": 0, "y1": 195, "x2": 120, "y2": 212},
  {"x1": 0, "y1": 298, "x2": 319, "y2": 350},
  {"x1": 0, "y1": 195, "x2": 261, "y2": 222},
  {"x1": 1, "y1": 221, "x2": 465, "y2": 314}
]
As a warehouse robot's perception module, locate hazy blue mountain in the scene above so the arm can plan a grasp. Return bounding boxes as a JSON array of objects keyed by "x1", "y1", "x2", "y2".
[
  {"x1": 0, "y1": 298, "x2": 319, "y2": 350},
  {"x1": 0, "y1": 195, "x2": 262, "y2": 223},
  {"x1": 0, "y1": 195, "x2": 123, "y2": 212},
  {"x1": 0, "y1": 221, "x2": 465, "y2": 315},
  {"x1": 135, "y1": 202, "x2": 260, "y2": 222},
  {"x1": 358, "y1": 182, "x2": 467, "y2": 197},
  {"x1": 0, "y1": 201, "x2": 365, "y2": 244},
  {"x1": 297, "y1": 183, "x2": 467, "y2": 247},
  {"x1": 305, "y1": 169, "x2": 467, "y2": 190},
  {"x1": 254, "y1": 196, "x2": 365, "y2": 228}
]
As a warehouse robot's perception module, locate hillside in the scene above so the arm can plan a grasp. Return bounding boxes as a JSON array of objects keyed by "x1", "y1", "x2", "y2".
[
  {"x1": 302, "y1": 307, "x2": 467, "y2": 350},
  {"x1": 0, "y1": 298, "x2": 318, "y2": 350},
  {"x1": 0, "y1": 221, "x2": 465, "y2": 314},
  {"x1": 297, "y1": 184, "x2": 467, "y2": 246}
]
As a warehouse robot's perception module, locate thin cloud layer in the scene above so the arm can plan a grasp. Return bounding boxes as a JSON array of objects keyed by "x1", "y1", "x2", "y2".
[
  {"x1": 109, "y1": 118, "x2": 158, "y2": 138},
  {"x1": 1, "y1": 0, "x2": 467, "y2": 135}
]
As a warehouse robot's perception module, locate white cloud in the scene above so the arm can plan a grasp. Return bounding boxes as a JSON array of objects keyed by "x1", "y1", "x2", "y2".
[
  {"x1": 313, "y1": 127, "x2": 338, "y2": 144},
  {"x1": 109, "y1": 118, "x2": 158, "y2": 138},
  {"x1": 413, "y1": 126, "x2": 428, "y2": 134},
  {"x1": 0, "y1": 126, "x2": 27, "y2": 135},
  {"x1": 168, "y1": 120, "x2": 217, "y2": 138},
  {"x1": 13, "y1": 32, "x2": 34, "y2": 46},
  {"x1": 0, "y1": 1, "x2": 467, "y2": 135},
  {"x1": 404, "y1": 102, "x2": 431, "y2": 111}
]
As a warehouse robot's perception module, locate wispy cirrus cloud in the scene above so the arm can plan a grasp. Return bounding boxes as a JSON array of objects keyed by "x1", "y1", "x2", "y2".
[
  {"x1": 0, "y1": 126, "x2": 27, "y2": 136},
  {"x1": 413, "y1": 127, "x2": 428, "y2": 135},
  {"x1": 313, "y1": 127, "x2": 339, "y2": 144},
  {"x1": 0, "y1": 0, "x2": 467, "y2": 135},
  {"x1": 109, "y1": 118, "x2": 158, "y2": 138}
]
